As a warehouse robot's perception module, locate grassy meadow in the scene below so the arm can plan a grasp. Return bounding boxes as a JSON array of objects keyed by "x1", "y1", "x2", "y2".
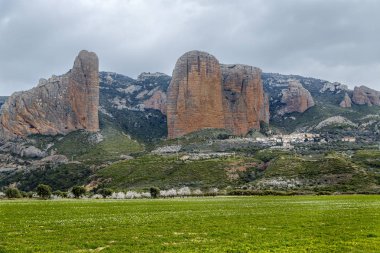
[{"x1": 1, "y1": 195, "x2": 380, "y2": 252}]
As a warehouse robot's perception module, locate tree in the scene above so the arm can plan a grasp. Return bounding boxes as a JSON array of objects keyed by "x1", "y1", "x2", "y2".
[
  {"x1": 53, "y1": 190, "x2": 67, "y2": 198},
  {"x1": 5, "y1": 188, "x2": 22, "y2": 199},
  {"x1": 97, "y1": 188, "x2": 113, "y2": 198},
  {"x1": 36, "y1": 184, "x2": 52, "y2": 199},
  {"x1": 72, "y1": 186, "x2": 86, "y2": 198},
  {"x1": 150, "y1": 187, "x2": 160, "y2": 198}
]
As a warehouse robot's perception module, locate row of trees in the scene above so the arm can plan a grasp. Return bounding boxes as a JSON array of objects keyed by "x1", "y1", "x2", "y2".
[
  {"x1": 3, "y1": 185, "x2": 87, "y2": 199},
  {"x1": 2, "y1": 185, "x2": 220, "y2": 199}
]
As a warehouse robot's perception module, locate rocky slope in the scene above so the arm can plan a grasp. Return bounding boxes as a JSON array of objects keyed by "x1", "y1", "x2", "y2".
[
  {"x1": 98, "y1": 71, "x2": 169, "y2": 142},
  {"x1": 0, "y1": 50, "x2": 99, "y2": 139},
  {"x1": 262, "y1": 72, "x2": 380, "y2": 134}
]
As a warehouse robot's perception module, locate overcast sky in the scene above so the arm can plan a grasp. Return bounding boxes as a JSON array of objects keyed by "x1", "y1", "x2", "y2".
[{"x1": 1, "y1": 0, "x2": 380, "y2": 95}]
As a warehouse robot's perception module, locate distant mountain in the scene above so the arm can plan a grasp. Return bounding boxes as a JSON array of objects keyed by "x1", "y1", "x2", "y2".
[
  {"x1": 262, "y1": 73, "x2": 380, "y2": 140},
  {"x1": 98, "y1": 71, "x2": 170, "y2": 142}
]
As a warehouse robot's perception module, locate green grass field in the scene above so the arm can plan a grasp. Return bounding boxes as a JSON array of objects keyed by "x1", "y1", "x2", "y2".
[{"x1": 1, "y1": 196, "x2": 379, "y2": 252}]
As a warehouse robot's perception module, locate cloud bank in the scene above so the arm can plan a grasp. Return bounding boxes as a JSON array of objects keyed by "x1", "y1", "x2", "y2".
[{"x1": 1, "y1": 0, "x2": 379, "y2": 95}]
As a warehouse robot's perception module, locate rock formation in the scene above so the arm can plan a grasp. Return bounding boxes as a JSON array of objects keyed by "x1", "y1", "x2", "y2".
[
  {"x1": 320, "y1": 82, "x2": 348, "y2": 93},
  {"x1": 167, "y1": 51, "x2": 225, "y2": 139},
  {"x1": 352, "y1": 86, "x2": 380, "y2": 106},
  {"x1": 221, "y1": 64, "x2": 269, "y2": 135},
  {"x1": 143, "y1": 90, "x2": 167, "y2": 114},
  {"x1": 0, "y1": 50, "x2": 99, "y2": 139},
  {"x1": 167, "y1": 51, "x2": 269, "y2": 138},
  {"x1": 278, "y1": 80, "x2": 315, "y2": 115},
  {"x1": 260, "y1": 93, "x2": 270, "y2": 124},
  {"x1": 339, "y1": 93, "x2": 352, "y2": 108}
]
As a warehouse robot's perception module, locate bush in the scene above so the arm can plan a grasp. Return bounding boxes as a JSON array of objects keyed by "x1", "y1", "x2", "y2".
[
  {"x1": 5, "y1": 188, "x2": 22, "y2": 198},
  {"x1": 150, "y1": 187, "x2": 160, "y2": 198},
  {"x1": 36, "y1": 184, "x2": 52, "y2": 199},
  {"x1": 25, "y1": 191, "x2": 34, "y2": 198},
  {"x1": 53, "y1": 190, "x2": 67, "y2": 198},
  {"x1": 228, "y1": 189, "x2": 301, "y2": 196},
  {"x1": 72, "y1": 186, "x2": 86, "y2": 198},
  {"x1": 97, "y1": 188, "x2": 113, "y2": 198}
]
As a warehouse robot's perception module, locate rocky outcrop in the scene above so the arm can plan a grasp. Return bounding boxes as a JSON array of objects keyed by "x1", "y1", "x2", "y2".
[
  {"x1": 320, "y1": 82, "x2": 348, "y2": 93},
  {"x1": 339, "y1": 93, "x2": 352, "y2": 108},
  {"x1": 314, "y1": 116, "x2": 357, "y2": 130},
  {"x1": 167, "y1": 51, "x2": 269, "y2": 138},
  {"x1": 352, "y1": 86, "x2": 380, "y2": 106},
  {"x1": 0, "y1": 142, "x2": 46, "y2": 158},
  {"x1": 167, "y1": 51, "x2": 225, "y2": 139},
  {"x1": 0, "y1": 50, "x2": 99, "y2": 139},
  {"x1": 143, "y1": 90, "x2": 167, "y2": 114},
  {"x1": 278, "y1": 80, "x2": 315, "y2": 115},
  {"x1": 221, "y1": 64, "x2": 268, "y2": 135}
]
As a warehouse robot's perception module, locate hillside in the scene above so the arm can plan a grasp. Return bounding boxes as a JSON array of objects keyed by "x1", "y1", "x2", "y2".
[
  {"x1": 262, "y1": 73, "x2": 380, "y2": 139},
  {"x1": 1, "y1": 69, "x2": 380, "y2": 194}
]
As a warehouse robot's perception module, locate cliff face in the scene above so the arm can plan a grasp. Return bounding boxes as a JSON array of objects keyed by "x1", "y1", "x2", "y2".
[
  {"x1": 143, "y1": 90, "x2": 167, "y2": 114},
  {"x1": 167, "y1": 51, "x2": 269, "y2": 139},
  {"x1": 167, "y1": 51, "x2": 225, "y2": 139},
  {"x1": 278, "y1": 80, "x2": 315, "y2": 115},
  {"x1": 352, "y1": 86, "x2": 380, "y2": 106},
  {"x1": 0, "y1": 50, "x2": 99, "y2": 139},
  {"x1": 221, "y1": 64, "x2": 268, "y2": 135}
]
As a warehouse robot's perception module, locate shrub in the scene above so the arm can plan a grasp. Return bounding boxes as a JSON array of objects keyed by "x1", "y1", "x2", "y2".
[
  {"x1": 150, "y1": 187, "x2": 160, "y2": 198},
  {"x1": 160, "y1": 189, "x2": 177, "y2": 198},
  {"x1": 111, "y1": 192, "x2": 126, "y2": 199},
  {"x1": 177, "y1": 187, "x2": 191, "y2": 197},
  {"x1": 91, "y1": 194, "x2": 103, "y2": 199},
  {"x1": 36, "y1": 184, "x2": 52, "y2": 199},
  {"x1": 192, "y1": 189, "x2": 203, "y2": 196},
  {"x1": 125, "y1": 191, "x2": 139, "y2": 199},
  {"x1": 72, "y1": 186, "x2": 86, "y2": 198},
  {"x1": 5, "y1": 188, "x2": 22, "y2": 199},
  {"x1": 53, "y1": 190, "x2": 67, "y2": 198},
  {"x1": 205, "y1": 188, "x2": 219, "y2": 197},
  {"x1": 25, "y1": 191, "x2": 34, "y2": 198},
  {"x1": 97, "y1": 188, "x2": 113, "y2": 198}
]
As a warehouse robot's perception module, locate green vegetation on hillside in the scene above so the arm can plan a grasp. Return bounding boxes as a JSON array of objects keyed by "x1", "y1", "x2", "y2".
[
  {"x1": 0, "y1": 163, "x2": 92, "y2": 191},
  {"x1": 96, "y1": 155, "x2": 258, "y2": 190},
  {"x1": 270, "y1": 102, "x2": 380, "y2": 133},
  {"x1": 261, "y1": 153, "x2": 377, "y2": 192},
  {"x1": 1, "y1": 196, "x2": 379, "y2": 252},
  {"x1": 30, "y1": 115, "x2": 144, "y2": 164}
]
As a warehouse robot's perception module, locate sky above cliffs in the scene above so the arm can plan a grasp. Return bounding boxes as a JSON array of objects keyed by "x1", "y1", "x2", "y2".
[{"x1": 0, "y1": 0, "x2": 379, "y2": 95}]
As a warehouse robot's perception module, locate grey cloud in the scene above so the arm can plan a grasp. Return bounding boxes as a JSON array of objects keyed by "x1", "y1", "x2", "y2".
[{"x1": 0, "y1": 0, "x2": 379, "y2": 95}]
